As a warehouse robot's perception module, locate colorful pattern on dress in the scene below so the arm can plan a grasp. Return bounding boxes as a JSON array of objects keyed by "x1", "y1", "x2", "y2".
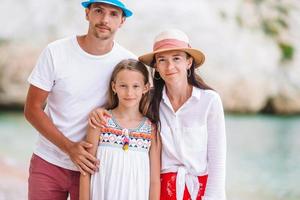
[{"x1": 99, "y1": 116, "x2": 152, "y2": 152}]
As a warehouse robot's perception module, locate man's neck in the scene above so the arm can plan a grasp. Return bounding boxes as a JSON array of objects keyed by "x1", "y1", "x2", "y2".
[{"x1": 77, "y1": 34, "x2": 114, "y2": 56}]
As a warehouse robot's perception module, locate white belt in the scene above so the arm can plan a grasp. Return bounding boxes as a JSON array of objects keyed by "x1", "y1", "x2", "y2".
[{"x1": 176, "y1": 166, "x2": 200, "y2": 200}]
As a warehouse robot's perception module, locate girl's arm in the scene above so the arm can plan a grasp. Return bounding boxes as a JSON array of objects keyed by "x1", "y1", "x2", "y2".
[
  {"x1": 149, "y1": 124, "x2": 161, "y2": 200},
  {"x1": 79, "y1": 125, "x2": 100, "y2": 200}
]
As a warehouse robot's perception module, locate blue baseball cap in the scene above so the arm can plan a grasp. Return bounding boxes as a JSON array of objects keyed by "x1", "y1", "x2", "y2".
[{"x1": 81, "y1": 0, "x2": 133, "y2": 17}]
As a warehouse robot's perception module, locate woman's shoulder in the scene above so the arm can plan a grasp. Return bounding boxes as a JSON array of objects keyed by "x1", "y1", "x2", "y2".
[
  {"x1": 194, "y1": 87, "x2": 221, "y2": 100},
  {"x1": 192, "y1": 87, "x2": 224, "y2": 111}
]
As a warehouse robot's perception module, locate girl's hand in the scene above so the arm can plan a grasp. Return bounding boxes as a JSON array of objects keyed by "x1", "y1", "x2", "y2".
[{"x1": 88, "y1": 107, "x2": 111, "y2": 128}]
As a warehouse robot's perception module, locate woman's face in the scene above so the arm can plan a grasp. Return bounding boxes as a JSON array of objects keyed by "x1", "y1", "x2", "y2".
[{"x1": 154, "y1": 50, "x2": 193, "y2": 84}]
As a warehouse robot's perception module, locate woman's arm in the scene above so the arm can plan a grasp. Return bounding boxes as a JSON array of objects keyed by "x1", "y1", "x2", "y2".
[
  {"x1": 79, "y1": 125, "x2": 100, "y2": 200},
  {"x1": 204, "y1": 94, "x2": 227, "y2": 200},
  {"x1": 149, "y1": 125, "x2": 161, "y2": 200}
]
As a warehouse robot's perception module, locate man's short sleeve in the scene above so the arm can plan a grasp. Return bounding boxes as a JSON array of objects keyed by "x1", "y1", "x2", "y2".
[{"x1": 28, "y1": 46, "x2": 55, "y2": 92}]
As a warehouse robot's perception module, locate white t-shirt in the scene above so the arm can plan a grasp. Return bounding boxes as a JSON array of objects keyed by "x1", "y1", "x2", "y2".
[
  {"x1": 28, "y1": 35, "x2": 136, "y2": 171},
  {"x1": 160, "y1": 86, "x2": 226, "y2": 200}
]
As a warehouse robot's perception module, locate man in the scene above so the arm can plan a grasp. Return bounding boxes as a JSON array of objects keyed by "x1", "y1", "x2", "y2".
[{"x1": 24, "y1": 1, "x2": 135, "y2": 199}]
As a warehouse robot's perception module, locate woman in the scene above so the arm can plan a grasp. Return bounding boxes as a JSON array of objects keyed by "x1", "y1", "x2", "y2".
[{"x1": 138, "y1": 29, "x2": 226, "y2": 200}]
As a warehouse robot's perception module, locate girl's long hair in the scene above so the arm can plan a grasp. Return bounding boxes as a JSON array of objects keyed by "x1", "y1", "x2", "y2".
[
  {"x1": 150, "y1": 53, "x2": 213, "y2": 129},
  {"x1": 105, "y1": 59, "x2": 155, "y2": 123}
]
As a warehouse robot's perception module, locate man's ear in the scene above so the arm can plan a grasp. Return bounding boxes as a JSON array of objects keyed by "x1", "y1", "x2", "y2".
[
  {"x1": 119, "y1": 17, "x2": 126, "y2": 28},
  {"x1": 85, "y1": 8, "x2": 90, "y2": 20}
]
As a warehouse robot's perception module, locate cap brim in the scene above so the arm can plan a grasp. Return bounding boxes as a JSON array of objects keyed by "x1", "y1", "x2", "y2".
[
  {"x1": 139, "y1": 48, "x2": 205, "y2": 68},
  {"x1": 81, "y1": 1, "x2": 133, "y2": 17}
]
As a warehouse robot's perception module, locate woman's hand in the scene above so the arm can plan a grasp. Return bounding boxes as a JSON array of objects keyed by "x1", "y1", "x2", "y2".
[{"x1": 88, "y1": 107, "x2": 111, "y2": 128}]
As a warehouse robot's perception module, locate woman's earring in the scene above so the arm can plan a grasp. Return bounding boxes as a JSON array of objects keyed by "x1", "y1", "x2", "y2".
[
  {"x1": 113, "y1": 91, "x2": 117, "y2": 95},
  {"x1": 187, "y1": 68, "x2": 191, "y2": 77},
  {"x1": 154, "y1": 72, "x2": 161, "y2": 80}
]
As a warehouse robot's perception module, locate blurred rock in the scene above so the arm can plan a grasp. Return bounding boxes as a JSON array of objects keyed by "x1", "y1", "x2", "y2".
[
  {"x1": 0, "y1": 0, "x2": 299, "y2": 114},
  {"x1": 0, "y1": 43, "x2": 40, "y2": 106},
  {"x1": 272, "y1": 67, "x2": 300, "y2": 114}
]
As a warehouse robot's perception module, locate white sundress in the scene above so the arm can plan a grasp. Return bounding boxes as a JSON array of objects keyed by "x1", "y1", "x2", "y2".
[{"x1": 90, "y1": 113, "x2": 152, "y2": 200}]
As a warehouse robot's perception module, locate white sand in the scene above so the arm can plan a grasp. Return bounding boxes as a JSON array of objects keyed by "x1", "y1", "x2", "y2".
[{"x1": 0, "y1": 157, "x2": 27, "y2": 200}]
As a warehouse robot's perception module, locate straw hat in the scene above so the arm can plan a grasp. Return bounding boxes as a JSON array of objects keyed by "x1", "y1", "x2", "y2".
[{"x1": 139, "y1": 29, "x2": 205, "y2": 68}]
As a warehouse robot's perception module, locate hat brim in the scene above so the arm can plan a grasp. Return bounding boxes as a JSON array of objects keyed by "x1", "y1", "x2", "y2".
[
  {"x1": 81, "y1": 1, "x2": 133, "y2": 17},
  {"x1": 138, "y1": 47, "x2": 205, "y2": 68}
]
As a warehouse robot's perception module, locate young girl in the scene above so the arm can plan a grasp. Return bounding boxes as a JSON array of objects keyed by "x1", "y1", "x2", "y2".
[{"x1": 79, "y1": 59, "x2": 161, "y2": 200}]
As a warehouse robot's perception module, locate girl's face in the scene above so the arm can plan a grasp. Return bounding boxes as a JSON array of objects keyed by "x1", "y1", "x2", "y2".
[
  {"x1": 154, "y1": 50, "x2": 193, "y2": 85},
  {"x1": 112, "y1": 69, "x2": 149, "y2": 109}
]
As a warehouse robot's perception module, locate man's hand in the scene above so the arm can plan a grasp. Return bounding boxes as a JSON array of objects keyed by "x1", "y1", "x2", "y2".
[
  {"x1": 88, "y1": 107, "x2": 111, "y2": 128},
  {"x1": 66, "y1": 141, "x2": 99, "y2": 175}
]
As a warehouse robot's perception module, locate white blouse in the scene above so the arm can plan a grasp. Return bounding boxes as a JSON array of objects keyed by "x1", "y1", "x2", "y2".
[{"x1": 160, "y1": 86, "x2": 226, "y2": 200}]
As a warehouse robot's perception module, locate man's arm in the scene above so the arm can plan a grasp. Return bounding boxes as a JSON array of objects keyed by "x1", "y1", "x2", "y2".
[{"x1": 24, "y1": 84, "x2": 98, "y2": 174}]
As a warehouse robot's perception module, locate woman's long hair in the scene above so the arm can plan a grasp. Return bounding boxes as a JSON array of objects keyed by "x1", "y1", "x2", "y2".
[
  {"x1": 105, "y1": 59, "x2": 155, "y2": 123},
  {"x1": 150, "y1": 53, "x2": 213, "y2": 129}
]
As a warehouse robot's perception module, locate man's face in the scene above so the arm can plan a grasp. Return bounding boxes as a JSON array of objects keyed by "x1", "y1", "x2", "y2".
[{"x1": 86, "y1": 3, "x2": 125, "y2": 40}]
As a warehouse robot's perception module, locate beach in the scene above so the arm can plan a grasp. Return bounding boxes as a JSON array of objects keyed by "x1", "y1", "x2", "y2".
[{"x1": 0, "y1": 156, "x2": 27, "y2": 199}]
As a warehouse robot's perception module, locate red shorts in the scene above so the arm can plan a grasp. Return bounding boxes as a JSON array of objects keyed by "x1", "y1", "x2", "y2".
[
  {"x1": 28, "y1": 154, "x2": 80, "y2": 200},
  {"x1": 160, "y1": 172, "x2": 208, "y2": 200}
]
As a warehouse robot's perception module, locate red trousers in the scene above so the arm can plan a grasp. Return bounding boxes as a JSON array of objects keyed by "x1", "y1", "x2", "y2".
[
  {"x1": 28, "y1": 154, "x2": 80, "y2": 200},
  {"x1": 160, "y1": 172, "x2": 208, "y2": 200}
]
